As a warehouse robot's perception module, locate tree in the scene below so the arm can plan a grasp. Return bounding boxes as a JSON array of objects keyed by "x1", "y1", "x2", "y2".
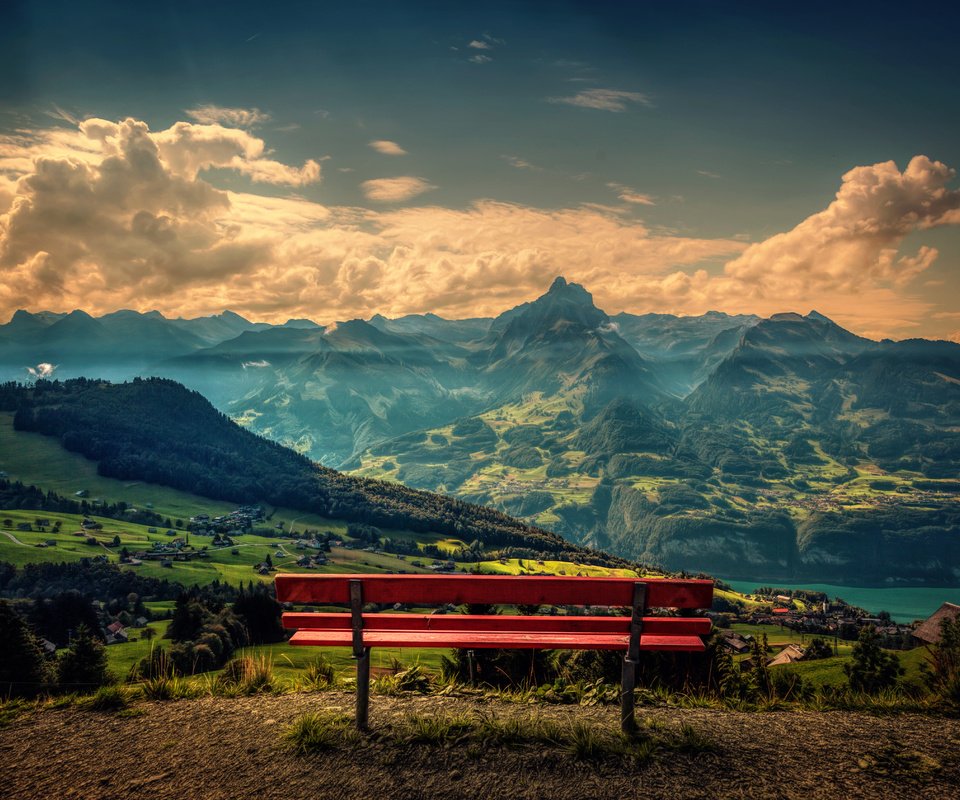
[
  {"x1": 750, "y1": 633, "x2": 772, "y2": 698},
  {"x1": 803, "y1": 637, "x2": 834, "y2": 661},
  {"x1": 232, "y1": 589, "x2": 284, "y2": 645},
  {"x1": 57, "y1": 624, "x2": 111, "y2": 690},
  {"x1": 167, "y1": 595, "x2": 211, "y2": 643},
  {"x1": 922, "y1": 616, "x2": 960, "y2": 703},
  {"x1": 141, "y1": 626, "x2": 157, "y2": 641},
  {"x1": 844, "y1": 626, "x2": 904, "y2": 693},
  {"x1": 0, "y1": 600, "x2": 51, "y2": 697}
]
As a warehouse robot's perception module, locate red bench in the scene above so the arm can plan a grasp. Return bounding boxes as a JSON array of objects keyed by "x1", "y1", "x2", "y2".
[{"x1": 275, "y1": 573, "x2": 714, "y2": 731}]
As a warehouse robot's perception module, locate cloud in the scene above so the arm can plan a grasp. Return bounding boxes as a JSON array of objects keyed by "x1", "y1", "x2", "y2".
[
  {"x1": 2, "y1": 120, "x2": 958, "y2": 339},
  {"x1": 549, "y1": 89, "x2": 651, "y2": 112},
  {"x1": 596, "y1": 321, "x2": 620, "y2": 335},
  {"x1": 469, "y1": 54, "x2": 492, "y2": 64},
  {"x1": 696, "y1": 170, "x2": 721, "y2": 179},
  {"x1": 607, "y1": 183, "x2": 655, "y2": 205},
  {"x1": 369, "y1": 140, "x2": 407, "y2": 156},
  {"x1": 150, "y1": 120, "x2": 321, "y2": 185},
  {"x1": 468, "y1": 40, "x2": 491, "y2": 50},
  {"x1": 502, "y1": 155, "x2": 540, "y2": 171},
  {"x1": 186, "y1": 105, "x2": 271, "y2": 128},
  {"x1": 26, "y1": 362, "x2": 57, "y2": 379},
  {"x1": 242, "y1": 360, "x2": 271, "y2": 368},
  {"x1": 360, "y1": 176, "x2": 436, "y2": 202},
  {"x1": 721, "y1": 156, "x2": 960, "y2": 296}
]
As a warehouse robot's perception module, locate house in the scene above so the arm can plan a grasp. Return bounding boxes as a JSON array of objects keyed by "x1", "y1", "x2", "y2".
[
  {"x1": 40, "y1": 638, "x2": 56, "y2": 654},
  {"x1": 719, "y1": 631, "x2": 751, "y2": 655},
  {"x1": 107, "y1": 621, "x2": 126, "y2": 635},
  {"x1": 913, "y1": 602, "x2": 960, "y2": 645},
  {"x1": 767, "y1": 644, "x2": 806, "y2": 667},
  {"x1": 134, "y1": 616, "x2": 149, "y2": 627}
]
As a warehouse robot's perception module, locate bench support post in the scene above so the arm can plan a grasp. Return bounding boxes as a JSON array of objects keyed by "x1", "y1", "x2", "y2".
[
  {"x1": 621, "y1": 582, "x2": 646, "y2": 733},
  {"x1": 349, "y1": 580, "x2": 370, "y2": 731}
]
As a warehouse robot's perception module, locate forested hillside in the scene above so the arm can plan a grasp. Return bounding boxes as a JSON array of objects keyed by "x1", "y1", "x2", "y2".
[{"x1": 0, "y1": 378, "x2": 628, "y2": 567}]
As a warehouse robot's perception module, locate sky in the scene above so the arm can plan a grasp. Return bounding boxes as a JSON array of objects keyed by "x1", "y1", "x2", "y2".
[{"x1": 1, "y1": 1, "x2": 959, "y2": 340}]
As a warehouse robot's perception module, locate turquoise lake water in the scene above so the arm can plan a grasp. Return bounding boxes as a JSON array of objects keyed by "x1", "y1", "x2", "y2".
[{"x1": 721, "y1": 580, "x2": 960, "y2": 623}]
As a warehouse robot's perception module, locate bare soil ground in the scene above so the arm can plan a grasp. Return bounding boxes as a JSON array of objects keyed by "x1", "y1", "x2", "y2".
[{"x1": 1, "y1": 691, "x2": 959, "y2": 799}]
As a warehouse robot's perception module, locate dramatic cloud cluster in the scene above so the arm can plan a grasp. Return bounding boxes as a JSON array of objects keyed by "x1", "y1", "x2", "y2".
[
  {"x1": 549, "y1": 89, "x2": 651, "y2": 112},
  {"x1": 1, "y1": 115, "x2": 958, "y2": 338},
  {"x1": 360, "y1": 176, "x2": 435, "y2": 202},
  {"x1": 368, "y1": 140, "x2": 407, "y2": 156}
]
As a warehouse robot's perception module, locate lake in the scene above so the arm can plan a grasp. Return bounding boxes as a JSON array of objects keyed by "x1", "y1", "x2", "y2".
[{"x1": 721, "y1": 580, "x2": 960, "y2": 623}]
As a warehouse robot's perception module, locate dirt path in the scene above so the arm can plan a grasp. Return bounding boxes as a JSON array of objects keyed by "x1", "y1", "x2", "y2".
[
  {"x1": 1, "y1": 692, "x2": 958, "y2": 799},
  {"x1": 1, "y1": 530, "x2": 27, "y2": 545}
]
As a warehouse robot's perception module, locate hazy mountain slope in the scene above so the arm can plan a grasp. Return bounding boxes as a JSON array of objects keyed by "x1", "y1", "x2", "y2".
[{"x1": 4, "y1": 281, "x2": 958, "y2": 584}]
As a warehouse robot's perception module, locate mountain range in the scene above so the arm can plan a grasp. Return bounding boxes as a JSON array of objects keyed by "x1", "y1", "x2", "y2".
[{"x1": 2, "y1": 277, "x2": 958, "y2": 584}]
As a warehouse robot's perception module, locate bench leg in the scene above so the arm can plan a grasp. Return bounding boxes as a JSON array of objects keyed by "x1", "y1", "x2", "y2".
[
  {"x1": 620, "y1": 656, "x2": 637, "y2": 733},
  {"x1": 356, "y1": 646, "x2": 371, "y2": 731}
]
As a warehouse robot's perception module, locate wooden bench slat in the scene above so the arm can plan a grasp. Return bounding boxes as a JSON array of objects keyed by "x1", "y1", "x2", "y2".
[
  {"x1": 275, "y1": 574, "x2": 713, "y2": 609},
  {"x1": 288, "y1": 629, "x2": 706, "y2": 652},
  {"x1": 281, "y1": 612, "x2": 711, "y2": 636}
]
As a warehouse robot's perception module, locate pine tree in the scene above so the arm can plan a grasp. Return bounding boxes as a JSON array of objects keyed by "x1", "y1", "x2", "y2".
[
  {"x1": 844, "y1": 626, "x2": 904, "y2": 693},
  {"x1": 56, "y1": 624, "x2": 111, "y2": 690},
  {"x1": 0, "y1": 600, "x2": 51, "y2": 697}
]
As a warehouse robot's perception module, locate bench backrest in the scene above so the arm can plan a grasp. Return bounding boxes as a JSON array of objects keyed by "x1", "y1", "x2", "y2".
[{"x1": 274, "y1": 574, "x2": 713, "y2": 609}]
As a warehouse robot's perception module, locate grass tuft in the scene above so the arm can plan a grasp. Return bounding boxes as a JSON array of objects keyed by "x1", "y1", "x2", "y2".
[
  {"x1": 142, "y1": 675, "x2": 196, "y2": 701},
  {"x1": 397, "y1": 711, "x2": 474, "y2": 745},
  {"x1": 283, "y1": 711, "x2": 359, "y2": 754},
  {"x1": 81, "y1": 685, "x2": 133, "y2": 712}
]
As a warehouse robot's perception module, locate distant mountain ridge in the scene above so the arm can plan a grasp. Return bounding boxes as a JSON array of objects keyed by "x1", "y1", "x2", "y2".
[{"x1": 2, "y1": 278, "x2": 958, "y2": 584}]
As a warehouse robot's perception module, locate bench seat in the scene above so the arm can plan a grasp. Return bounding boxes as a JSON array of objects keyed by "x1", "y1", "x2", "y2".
[
  {"x1": 289, "y1": 629, "x2": 706, "y2": 651},
  {"x1": 282, "y1": 612, "x2": 711, "y2": 636}
]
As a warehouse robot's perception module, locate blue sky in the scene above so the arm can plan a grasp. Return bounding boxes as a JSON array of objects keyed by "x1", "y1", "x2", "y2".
[{"x1": 1, "y1": 1, "x2": 959, "y2": 339}]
